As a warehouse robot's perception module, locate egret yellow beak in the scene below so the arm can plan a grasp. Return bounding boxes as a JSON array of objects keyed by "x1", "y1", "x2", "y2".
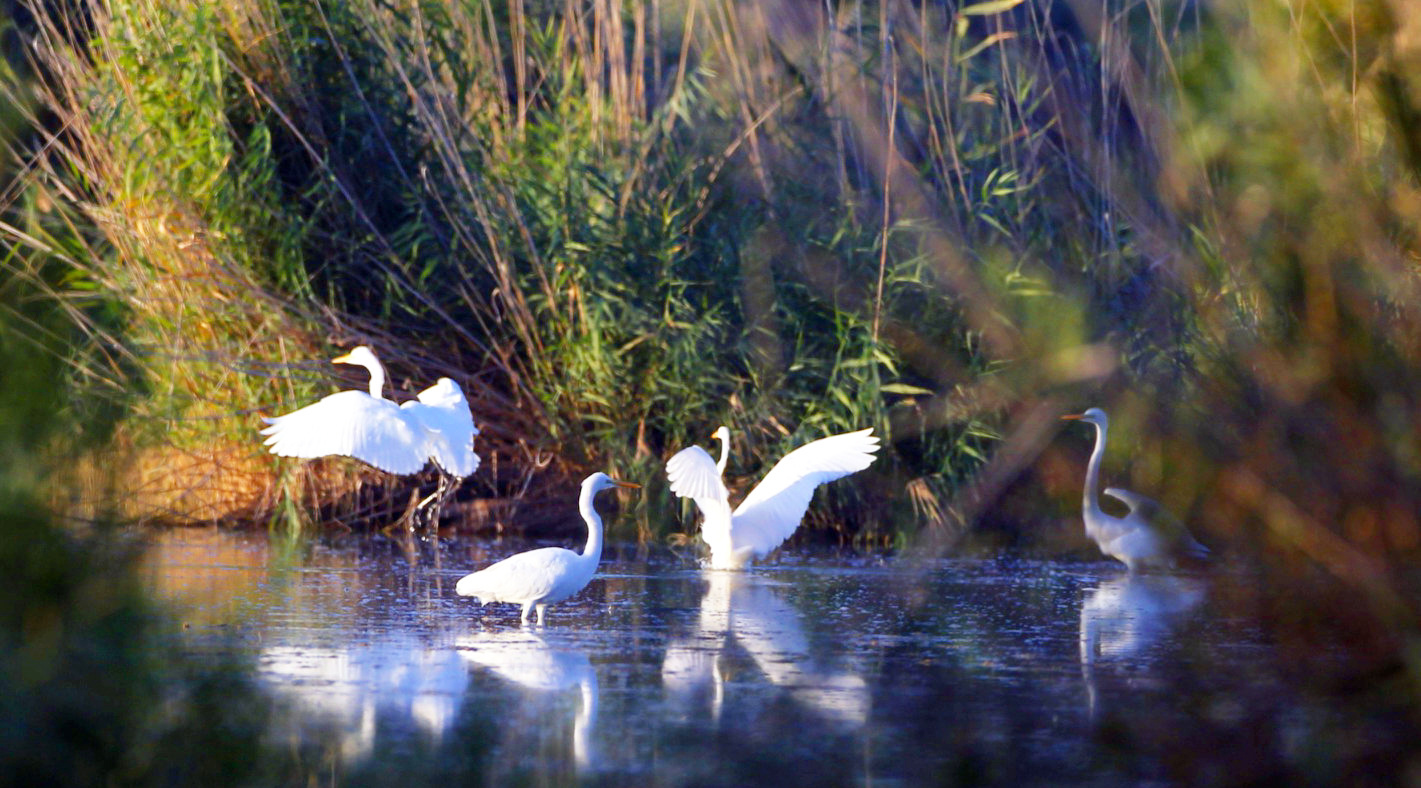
[
  {"x1": 332, "y1": 352, "x2": 355, "y2": 365},
  {"x1": 611, "y1": 480, "x2": 641, "y2": 490},
  {"x1": 1060, "y1": 413, "x2": 1084, "y2": 421}
]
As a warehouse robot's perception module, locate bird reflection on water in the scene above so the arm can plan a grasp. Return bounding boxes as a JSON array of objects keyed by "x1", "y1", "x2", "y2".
[
  {"x1": 1078, "y1": 573, "x2": 1205, "y2": 718},
  {"x1": 258, "y1": 639, "x2": 469, "y2": 764},
  {"x1": 457, "y1": 630, "x2": 599, "y2": 770},
  {"x1": 662, "y1": 571, "x2": 869, "y2": 727}
]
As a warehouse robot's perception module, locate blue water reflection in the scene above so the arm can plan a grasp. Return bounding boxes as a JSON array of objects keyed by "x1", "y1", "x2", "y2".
[
  {"x1": 457, "y1": 630, "x2": 598, "y2": 770},
  {"x1": 1078, "y1": 574, "x2": 1206, "y2": 718},
  {"x1": 144, "y1": 530, "x2": 1326, "y2": 784},
  {"x1": 259, "y1": 639, "x2": 468, "y2": 762},
  {"x1": 663, "y1": 572, "x2": 868, "y2": 726}
]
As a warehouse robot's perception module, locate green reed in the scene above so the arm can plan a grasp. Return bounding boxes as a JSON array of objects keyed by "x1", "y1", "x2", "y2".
[{"x1": 2, "y1": 1, "x2": 1419, "y2": 579}]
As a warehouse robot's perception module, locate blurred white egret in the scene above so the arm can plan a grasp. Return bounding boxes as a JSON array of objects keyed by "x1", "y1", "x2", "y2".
[
  {"x1": 1061, "y1": 408, "x2": 1208, "y2": 571},
  {"x1": 260, "y1": 346, "x2": 479, "y2": 526},
  {"x1": 665, "y1": 426, "x2": 880, "y2": 569},
  {"x1": 456, "y1": 473, "x2": 638, "y2": 624}
]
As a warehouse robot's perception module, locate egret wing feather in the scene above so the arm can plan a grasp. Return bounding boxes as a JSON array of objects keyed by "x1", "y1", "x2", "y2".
[
  {"x1": 455, "y1": 548, "x2": 571, "y2": 604},
  {"x1": 1101, "y1": 487, "x2": 1161, "y2": 519},
  {"x1": 414, "y1": 377, "x2": 467, "y2": 410},
  {"x1": 666, "y1": 446, "x2": 729, "y2": 502},
  {"x1": 261, "y1": 390, "x2": 428, "y2": 474},
  {"x1": 1102, "y1": 487, "x2": 1209, "y2": 559},
  {"x1": 731, "y1": 429, "x2": 880, "y2": 559},
  {"x1": 666, "y1": 445, "x2": 733, "y2": 521},
  {"x1": 405, "y1": 378, "x2": 480, "y2": 477}
]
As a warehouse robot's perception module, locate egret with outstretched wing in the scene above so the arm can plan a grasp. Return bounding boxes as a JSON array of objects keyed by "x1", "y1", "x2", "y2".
[
  {"x1": 666, "y1": 426, "x2": 879, "y2": 569},
  {"x1": 261, "y1": 346, "x2": 479, "y2": 477},
  {"x1": 260, "y1": 346, "x2": 479, "y2": 526}
]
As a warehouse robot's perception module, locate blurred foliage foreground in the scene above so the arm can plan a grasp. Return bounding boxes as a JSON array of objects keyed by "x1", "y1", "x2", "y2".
[{"x1": 2, "y1": 0, "x2": 1421, "y2": 781}]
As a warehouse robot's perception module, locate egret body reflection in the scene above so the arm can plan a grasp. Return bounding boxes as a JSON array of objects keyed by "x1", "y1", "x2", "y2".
[
  {"x1": 662, "y1": 572, "x2": 869, "y2": 726},
  {"x1": 458, "y1": 630, "x2": 599, "y2": 770},
  {"x1": 259, "y1": 638, "x2": 469, "y2": 764},
  {"x1": 1078, "y1": 573, "x2": 1205, "y2": 717}
]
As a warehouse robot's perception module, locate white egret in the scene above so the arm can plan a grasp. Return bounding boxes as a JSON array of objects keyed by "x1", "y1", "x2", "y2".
[
  {"x1": 455, "y1": 472, "x2": 638, "y2": 624},
  {"x1": 260, "y1": 346, "x2": 479, "y2": 526},
  {"x1": 665, "y1": 426, "x2": 880, "y2": 569},
  {"x1": 1061, "y1": 408, "x2": 1208, "y2": 571}
]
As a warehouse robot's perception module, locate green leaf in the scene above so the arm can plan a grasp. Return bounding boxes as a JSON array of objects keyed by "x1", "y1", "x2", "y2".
[
  {"x1": 882, "y1": 383, "x2": 936, "y2": 396},
  {"x1": 960, "y1": 0, "x2": 1026, "y2": 15}
]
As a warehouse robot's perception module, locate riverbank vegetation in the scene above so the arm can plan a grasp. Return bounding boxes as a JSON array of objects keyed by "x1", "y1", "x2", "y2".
[
  {"x1": 1, "y1": 0, "x2": 1419, "y2": 582},
  {"x1": 4, "y1": 0, "x2": 1421, "y2": 781}
]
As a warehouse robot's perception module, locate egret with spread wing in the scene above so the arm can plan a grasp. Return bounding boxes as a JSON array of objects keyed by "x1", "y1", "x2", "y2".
[
  {"x1": 456, "y1": 473, "x2": 638, "y2": 624},
  {"x1": 1061, "y1": 407, "x2": 1208, "y2": 571},
  {"x1": 260, "y1": 346, "x2": 479, "y2": 525},
  {"x1": 666, "y1": 426, "x2": 880, "y2": 569}
]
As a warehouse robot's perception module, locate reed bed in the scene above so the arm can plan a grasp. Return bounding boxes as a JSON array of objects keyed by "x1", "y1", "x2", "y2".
[{"x1": 1, "y1": 0, "x2": 1420, "y2": 595}]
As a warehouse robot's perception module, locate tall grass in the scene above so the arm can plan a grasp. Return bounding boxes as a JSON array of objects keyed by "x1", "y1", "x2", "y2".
[
  {"x1": 4, "y1": 0, "x2": 987, "y2": 539},
  {"x1": 2, "y1": 0, "x2": 1421, "y2": 602}
]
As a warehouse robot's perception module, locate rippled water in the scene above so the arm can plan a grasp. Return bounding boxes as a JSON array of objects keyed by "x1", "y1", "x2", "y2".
[{"x1": 144, "y1": 529, "x2": 1357, "y2": 785}]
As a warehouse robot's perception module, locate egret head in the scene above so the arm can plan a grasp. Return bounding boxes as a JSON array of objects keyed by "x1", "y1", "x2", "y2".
[
  {"x1": 332, "y1": 345, "x2": 380, "y2": 369},
  {"x1": 1061, "y1": 407, "x2": 1108, "y2": 428},
  {"x1": 712, "y1": 426, "x2": 730, "y2": 444},
  {"x1": 582, "y1": 472, "x2": 641, "y2": 495}
]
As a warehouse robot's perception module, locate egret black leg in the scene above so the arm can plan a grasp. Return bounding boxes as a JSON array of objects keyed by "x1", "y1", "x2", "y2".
[{"x1": 413, "y1": 471, "x2": 454, "y2": 534}]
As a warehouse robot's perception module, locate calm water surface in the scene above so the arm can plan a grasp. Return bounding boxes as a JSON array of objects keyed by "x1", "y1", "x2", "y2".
[{"x1": 144, "y1": 529, "x2": 1346, "y2": 785}]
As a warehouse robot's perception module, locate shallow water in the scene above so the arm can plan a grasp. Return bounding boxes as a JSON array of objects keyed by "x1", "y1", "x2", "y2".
[{"x1": 144, "y1": 529, "x2": 1360, "y2": 785}]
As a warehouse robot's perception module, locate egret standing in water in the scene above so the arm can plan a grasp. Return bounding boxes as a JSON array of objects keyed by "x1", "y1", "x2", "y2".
[
  {"x1": 456, "y1": 473, "x2": 638, "y2": 625},
  {"x1": 1061, "y1": 408, "x2": 1208, "y2": 571},
  {"x1": 260, "y1": 346, "x2": 479, "y2": 526},
  {"x1": 665, "y1": 426, "x2": 880, "y2": 569}
]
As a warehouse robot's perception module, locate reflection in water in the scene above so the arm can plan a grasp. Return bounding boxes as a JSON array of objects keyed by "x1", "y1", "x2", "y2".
[
  {"x1": 258, "y1": 640, "x2": 468, "y2": 764},
  {"x1": 149, "y1": 531, "x2": 1346, "y2": 784},
  {"x1": 662, "y1": 640, "x2": 725, "y2": 721},
  {"x1": 662, "y1": 572, "x2": 869, "y2": 727},
  {"x1": 1078, "y1": 574, "x2": 1205, "y2": 717},
  {"x1": 142, "y1": 528, "x2": 273, "y2": 626},
  {"x1": 457, "y1": 630, "x2": 598, "y2": 770}
]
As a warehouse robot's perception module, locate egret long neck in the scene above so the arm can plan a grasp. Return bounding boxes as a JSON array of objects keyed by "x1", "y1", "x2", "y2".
[
  {"x1": 578, "y1": 487, "x2": 605, "y2": 564},
  {"x1": 362, "y1": 358, "x2": 387, "y2": 399},
  {"x1": 715, "y1": 434, "x2": 729, "y2": 475},
  {"x1": 1083, "y1": 422, "x2": 1107, "y2": 517}
]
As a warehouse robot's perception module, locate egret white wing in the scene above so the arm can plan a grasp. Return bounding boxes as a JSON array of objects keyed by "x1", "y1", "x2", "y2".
[
  {"x1": 261, "y1": 390, "x2": 429, "y2": 474},
  {"x1": 1101, "y1": 487, "x2": 1209, "y2": 559},
  {"x1": 665, "y1": 445, "x2": 732, "y2": 522},
  {"x1": 406, "y1": 378, "x2": 480, "y2": 477},
  {"x1": 414, "y1": 377, "x2": 467, "y2": 410},
  {"x1": 455, "y1": 548, "x2": 570, "y2": 603},
  {"x1": 731, "y1": 429, "x2": 880, "y2": 559},
  {"x1": 1101, "y1": 487, "x2": 1161, "y2": 519}
]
